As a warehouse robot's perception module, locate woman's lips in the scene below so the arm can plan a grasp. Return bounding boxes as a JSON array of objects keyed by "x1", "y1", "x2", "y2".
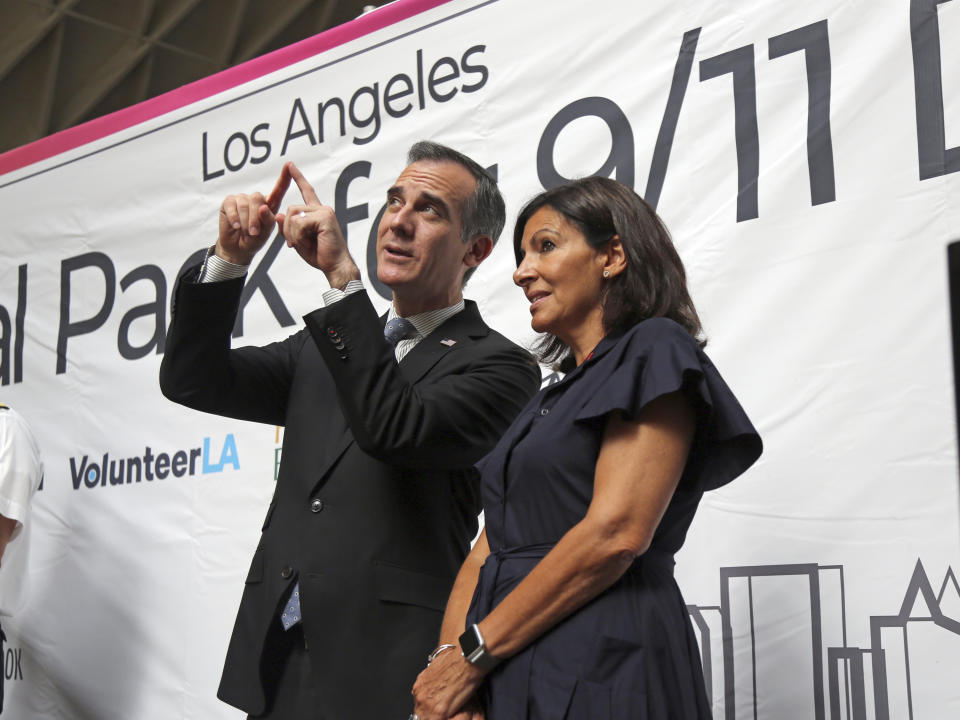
[{"x1": 527, "y1": 292, "x2": 549, "y2": 312}]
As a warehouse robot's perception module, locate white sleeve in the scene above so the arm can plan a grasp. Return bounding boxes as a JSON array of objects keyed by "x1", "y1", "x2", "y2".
[
  {"x1": 198, "y1": 247, "x2": 249, "y2": 282},
  {"x1": 0, "y1": 409, "x2": 43, "y2": 535},
  {"x1": 321, "y1": 279, "x2": 366, "y2": 307}
]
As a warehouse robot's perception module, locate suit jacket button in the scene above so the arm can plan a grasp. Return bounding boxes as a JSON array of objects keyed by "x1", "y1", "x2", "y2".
[
  {"x1": 280, "y1": 566, "x2": 293, "y2": 579},
  {"x1": 310, "y1": 499, "x2": 324, "y2": 513}
]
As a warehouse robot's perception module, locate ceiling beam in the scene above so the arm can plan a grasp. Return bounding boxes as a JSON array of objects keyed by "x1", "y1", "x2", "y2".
[
  {"x1": 56, "y1": 0, "x2": 207, "y2": 129},
  {"x1": 233, "y1": 0, "x2": 316, "y2": 64},
  {"x1": 0, "y1": 0, "x2": 80, "y2": 86},
  {"x1": 37, "y1": 20, "x2": 65, "y2": 137},
  {"x1": 217, "y1": 0, "x2": 251, "y2": 66}
]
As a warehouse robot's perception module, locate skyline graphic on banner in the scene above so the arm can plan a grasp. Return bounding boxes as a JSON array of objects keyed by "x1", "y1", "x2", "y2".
[{"x1": 687, "y1": 560, "x2": 960, "y2": 720}]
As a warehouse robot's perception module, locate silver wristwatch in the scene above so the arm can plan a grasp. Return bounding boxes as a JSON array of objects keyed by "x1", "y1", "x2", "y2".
[{"x1": 458, "y1": 623, "x2": 502, "y2": 671}]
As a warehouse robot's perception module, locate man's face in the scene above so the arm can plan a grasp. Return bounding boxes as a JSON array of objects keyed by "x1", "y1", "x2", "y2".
[{"x1": 376, "y1": 160, "x2": 477, "y2": 314}]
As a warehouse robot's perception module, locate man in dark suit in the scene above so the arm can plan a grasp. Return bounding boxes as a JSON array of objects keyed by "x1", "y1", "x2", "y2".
[{"x1": 159, "y1": 141, "x2": 540, "y2": 719}]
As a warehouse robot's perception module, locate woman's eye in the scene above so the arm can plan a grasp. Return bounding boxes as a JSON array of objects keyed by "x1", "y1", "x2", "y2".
[{"x1": 541, "y1": 240, "x2": 555, "y2": 251}]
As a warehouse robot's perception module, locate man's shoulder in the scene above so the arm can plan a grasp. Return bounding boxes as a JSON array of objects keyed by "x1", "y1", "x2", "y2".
[
  {"x1": 458, "y1": 303, "x2": 539, "y2": 373},
  {"x1": 476, "y1": 323, "x2": 532, "y2": 357}
]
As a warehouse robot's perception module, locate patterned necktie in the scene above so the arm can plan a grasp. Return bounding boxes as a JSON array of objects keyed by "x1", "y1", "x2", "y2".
[
  {"x1": 384, "y1": 316, "x2": 416, "y2": 347},
  {"x1": 280, "y1": 581, "x2": 301, "y2": 630}
]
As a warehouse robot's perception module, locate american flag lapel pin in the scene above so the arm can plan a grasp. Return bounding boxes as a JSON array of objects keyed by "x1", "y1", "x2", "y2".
[{"x1": 440, "y1": 338, "x2": 457, "y2": 346}]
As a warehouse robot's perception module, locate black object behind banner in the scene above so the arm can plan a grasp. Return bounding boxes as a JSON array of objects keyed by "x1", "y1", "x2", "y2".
[{"x1": 949, "y1": 241, "x2": 960, "y2": 516}]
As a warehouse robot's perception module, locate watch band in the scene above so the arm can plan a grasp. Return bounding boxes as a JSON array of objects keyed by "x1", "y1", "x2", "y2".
[{"x1": 458, "y1": 623, "x2": 502, "y2": 672}]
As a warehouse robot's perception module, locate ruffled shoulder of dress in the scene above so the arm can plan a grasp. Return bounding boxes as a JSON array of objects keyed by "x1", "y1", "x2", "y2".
[{"x1": 577, "y1": 318, "x2": 762, "y2": 491}]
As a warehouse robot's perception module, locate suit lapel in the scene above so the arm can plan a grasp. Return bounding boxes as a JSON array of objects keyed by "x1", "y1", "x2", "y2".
[
  {"x1": 398, "y1": 301, "x2": 489, "y2": 384},
  {"x1": 308, "y1": 425, "x2": 353, "y2": 496},
  {"x1": 306, "y1": 303, "x2": 486, "y2": 493}
]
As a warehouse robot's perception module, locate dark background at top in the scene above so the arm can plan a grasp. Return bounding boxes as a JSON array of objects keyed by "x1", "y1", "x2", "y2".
[{"x1": 0, "y1": 0, "x2": 380, "y2": 155}]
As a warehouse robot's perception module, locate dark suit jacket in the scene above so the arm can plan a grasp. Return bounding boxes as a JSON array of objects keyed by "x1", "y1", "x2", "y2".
[{"x1": 159, "y1": 268, "x2": 540, "y2": 719}]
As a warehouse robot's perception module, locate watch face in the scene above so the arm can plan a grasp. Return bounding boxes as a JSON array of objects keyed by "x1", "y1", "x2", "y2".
[{"x1": 459, "y1": 625, "x2": 482, "y2": 655}]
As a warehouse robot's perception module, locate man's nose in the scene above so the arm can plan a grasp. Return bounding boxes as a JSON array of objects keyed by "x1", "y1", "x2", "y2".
[{"x1": 388, "y1": 204, "x2": 413, "y2": 235}]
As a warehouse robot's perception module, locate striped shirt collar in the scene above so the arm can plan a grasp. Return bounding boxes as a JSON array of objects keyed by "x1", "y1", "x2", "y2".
[
  {"x1": 387, "y1": 299, "x2": 465, "y2": 340},
  {"x1": 387, "y1": 299, "x2": 465, "y2": 362}
]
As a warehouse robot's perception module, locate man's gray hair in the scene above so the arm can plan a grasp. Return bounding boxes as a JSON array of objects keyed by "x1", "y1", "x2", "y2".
[{"x1": 407, "y1": 140, "x2": 506, "y2": 284}]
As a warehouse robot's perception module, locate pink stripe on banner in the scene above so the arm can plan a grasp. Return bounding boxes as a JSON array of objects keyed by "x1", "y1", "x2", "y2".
[{"x1": 0, "y1": 0, "x2": 453, "y2": 177}]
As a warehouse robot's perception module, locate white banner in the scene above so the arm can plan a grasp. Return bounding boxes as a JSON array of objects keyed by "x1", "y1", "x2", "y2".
[{"x1": 1, "y1": 0, "x2": 959, "y2": 717}]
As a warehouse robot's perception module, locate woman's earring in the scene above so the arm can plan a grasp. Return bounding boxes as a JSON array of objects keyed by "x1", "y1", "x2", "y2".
[{"x1": 602, "y1": 270, "x2": 610, "y2": 278}]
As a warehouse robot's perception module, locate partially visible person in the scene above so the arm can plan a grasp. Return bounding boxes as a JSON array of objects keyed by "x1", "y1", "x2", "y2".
[
  {"x1": 411, "y1": 177, "x2": 763, "y2": 720},
  {"x1": 0, "y1": 403, "x2": 44, "y2": 715}
]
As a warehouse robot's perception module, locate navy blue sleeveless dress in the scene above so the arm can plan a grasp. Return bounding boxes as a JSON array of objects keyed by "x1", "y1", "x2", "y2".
[{"x1": 466, "y1": 318, "x2": 762, "y2": 719}]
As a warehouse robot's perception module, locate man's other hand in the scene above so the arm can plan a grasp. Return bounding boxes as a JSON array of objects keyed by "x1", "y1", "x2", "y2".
[{"x1": 216, "y1": 163, "x2": 292, "y2": 265}]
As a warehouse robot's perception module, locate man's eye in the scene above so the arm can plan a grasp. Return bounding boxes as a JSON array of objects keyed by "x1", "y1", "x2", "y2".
[{"x1": 387, "y1": 196, "x2": 402, "y2": 207}]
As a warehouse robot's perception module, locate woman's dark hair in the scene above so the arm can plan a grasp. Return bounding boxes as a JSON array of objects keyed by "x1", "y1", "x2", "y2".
[{"x1": 513, "y1": 176, "x2": 705, "y2": 370}]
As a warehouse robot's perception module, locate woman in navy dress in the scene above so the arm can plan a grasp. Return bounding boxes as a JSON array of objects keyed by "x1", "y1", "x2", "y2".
[{"x1": 411, "y1": 177, "x2": 762, "y2": 719}]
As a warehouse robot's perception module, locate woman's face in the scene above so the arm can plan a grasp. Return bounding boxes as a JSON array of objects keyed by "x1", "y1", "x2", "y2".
[{"x1": 513, "y1": 206, "x2": 608, "y2": 339}]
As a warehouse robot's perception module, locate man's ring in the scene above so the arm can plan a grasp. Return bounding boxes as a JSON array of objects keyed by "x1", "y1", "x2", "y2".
[{"x1": 298, "y1": 211, "x2": 306, "y2": 218}]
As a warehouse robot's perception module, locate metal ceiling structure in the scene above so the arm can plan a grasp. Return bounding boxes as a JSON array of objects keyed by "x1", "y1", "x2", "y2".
[{"x1": 0, "y1": 0, "x2": 378, "y2": 155}]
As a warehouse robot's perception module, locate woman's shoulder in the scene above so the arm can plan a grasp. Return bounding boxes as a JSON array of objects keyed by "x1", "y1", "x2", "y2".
[{"x1": 613, "y1": 317, "x2": 700, "y2": 355}]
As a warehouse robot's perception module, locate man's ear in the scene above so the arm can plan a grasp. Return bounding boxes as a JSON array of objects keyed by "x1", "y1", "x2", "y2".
[
  {"x1": 603, "y1": 235, "x2": 627, "y2": 278},
  {"x1": 463, "y1": 235, "x2": 494, "y2": 268}
]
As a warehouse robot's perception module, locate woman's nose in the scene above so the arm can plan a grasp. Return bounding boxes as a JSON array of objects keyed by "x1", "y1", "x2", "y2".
[{"x1": 513, "y1": 257, "x2": 534, "y2": 286}]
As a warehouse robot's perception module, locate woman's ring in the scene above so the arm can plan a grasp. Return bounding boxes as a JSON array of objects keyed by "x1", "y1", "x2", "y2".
[
  {"x1": 298, "y1": 211, "x2": 306, "y2": 218},
  {"x1": 408, "y1": 715, "x2": 420, "y2": 720}
]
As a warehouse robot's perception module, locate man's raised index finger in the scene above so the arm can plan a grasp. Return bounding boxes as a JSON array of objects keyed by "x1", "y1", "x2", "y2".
[
  {"x1": 288, "y1": 162, "x2": 321, "y2": 205},
  {"x1": 266, "y1": 162, "x2": 293, "y2": 212}
]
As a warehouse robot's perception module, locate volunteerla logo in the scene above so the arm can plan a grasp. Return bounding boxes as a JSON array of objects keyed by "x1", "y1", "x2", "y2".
[{"x1": 69, "y1": 434, "x2": 240, "y2": 489}]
